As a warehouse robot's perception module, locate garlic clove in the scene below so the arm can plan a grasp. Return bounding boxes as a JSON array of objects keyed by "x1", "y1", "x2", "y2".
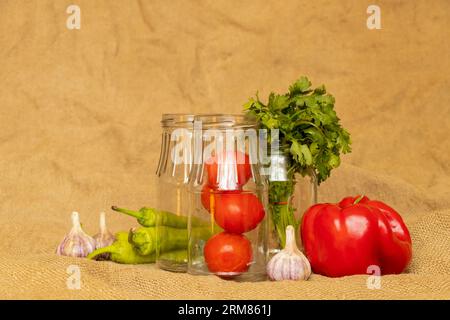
[
  {"x1": 92, "y1": 212, "x2": 115, "y2": 260},
  {"x1": 267, "y1": 225, "x2": 311, "y2": 281},
  {"x1": 56, "y1": 212, "x2": 96, "y2": 258}
]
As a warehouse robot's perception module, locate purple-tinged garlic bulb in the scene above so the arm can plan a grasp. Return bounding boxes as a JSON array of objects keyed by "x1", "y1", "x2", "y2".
[
  {"x1": 267, "y1": 225, "x2": 311, "y2": 281},
  {"x1": 56, "y1": 211, "x2": 96, "y2": 257},
  {"x1": 92, "y1": 212, "x2": 115, "y2": 260}
]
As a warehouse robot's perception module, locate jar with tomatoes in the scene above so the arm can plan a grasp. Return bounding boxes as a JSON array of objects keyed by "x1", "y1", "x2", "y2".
[
  {"x1": 155, "y1": 114, "x2": 195, "y2": 272},
  {"x1": 187, "y1": 114, "x2": 269, "y2": 281}
]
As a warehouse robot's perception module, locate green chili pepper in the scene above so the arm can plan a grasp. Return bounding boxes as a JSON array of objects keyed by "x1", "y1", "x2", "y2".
[
  {"x1": 87, "y1": 232, "x2": 155, "y2": 264},
  {"x1": 87, "y1": 232, "x2": 187, "y2": 264},
  {"x1": 111, "y1": 206, "x2": 207, "y2": 228},
  {"x1": 159, "y1": 249, "x2": 187, "y2": 264},
  {"x1": 128, "y1": 226, "x2": 211, "y2": 256}
]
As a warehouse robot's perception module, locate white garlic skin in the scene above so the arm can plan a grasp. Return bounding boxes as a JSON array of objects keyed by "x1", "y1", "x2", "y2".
[
  {"x1": 92, "y1": 212, "x2": 115, "y2": 260},
  {"x1": 56, "y1": 212, "x2": 96, "y2": 258},
  {"x1": 267, "y1": 225, "x2": 311, "y2": 281}
]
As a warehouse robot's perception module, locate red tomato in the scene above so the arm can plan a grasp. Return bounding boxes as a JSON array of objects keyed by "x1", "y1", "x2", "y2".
[
  {"x1": 213, "y1": 193, "x2": 265, "y2": 234},
  {"x1": 201, "y1": 185, "x2": 240, "y2": 213},
  {"x1": 205, "y1": 151, "x2": 252, "y2": 190},
  {"x1": 201, "y1": 185, "x2": 214, "y2": 212},
  {"x1": 204, "y1": 232, "x2": 252, "y2": 275}
]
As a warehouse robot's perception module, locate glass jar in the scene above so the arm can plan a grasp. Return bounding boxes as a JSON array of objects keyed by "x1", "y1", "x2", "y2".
[
  {"x1": 267, "y1": 148, "x2": 317, "y2": 252},
  {"x1": 155, "y1": 114, "x2": 195, "y2": 272},
  {"x1": 187, "y1": 114, "x2": 269, "y2": 281}
]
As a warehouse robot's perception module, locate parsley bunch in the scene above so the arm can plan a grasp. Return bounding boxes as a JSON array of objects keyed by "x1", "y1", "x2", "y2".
[{"x1": 244, "y1": 76, "x2": 351, "y2": 246}]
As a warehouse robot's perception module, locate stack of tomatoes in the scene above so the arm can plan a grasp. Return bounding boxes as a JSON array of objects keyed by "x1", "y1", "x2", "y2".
[{"x1": 201, "y1": 151, "x2": 265, "y2": 276}]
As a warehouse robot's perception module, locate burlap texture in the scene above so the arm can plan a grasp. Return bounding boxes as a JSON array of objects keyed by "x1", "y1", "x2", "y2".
[{"x1": 0, "y1": 0, "x2": 449, "y2": 299}]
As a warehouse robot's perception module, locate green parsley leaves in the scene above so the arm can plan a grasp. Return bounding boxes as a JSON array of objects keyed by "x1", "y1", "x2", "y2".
[{"x1": 244, "y1": 76, "x2": 351, "y2": 184}]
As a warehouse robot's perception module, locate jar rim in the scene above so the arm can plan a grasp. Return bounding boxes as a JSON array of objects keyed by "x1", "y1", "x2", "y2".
[
  {"x1": 194, "y1": 113, "x2": 257, "y2": 129},
  {"x1": 161, "y1": 114, "x2": 195, "y2": 127}
]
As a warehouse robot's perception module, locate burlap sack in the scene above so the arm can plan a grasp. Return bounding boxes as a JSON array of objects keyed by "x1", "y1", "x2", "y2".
[{"x1": 0, "y1": 0, "x2": 449, "y2": 299}]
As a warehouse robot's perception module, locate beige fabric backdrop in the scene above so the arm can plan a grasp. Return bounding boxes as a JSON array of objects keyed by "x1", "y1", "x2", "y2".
[{"x1": 0, "y1": 0, "x2": 449, "y2": 299}]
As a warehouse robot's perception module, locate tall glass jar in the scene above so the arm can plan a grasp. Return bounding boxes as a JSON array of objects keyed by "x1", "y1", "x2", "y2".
[
  {"x1": 267, "y1": 148, "x2": 318, "y2": 252},
  {"x1": 155, "y1": 114, "x2": 195, "y2": 272},
  {"x1": 187, "y1": 114, "x2": 269, "y2": 281}
]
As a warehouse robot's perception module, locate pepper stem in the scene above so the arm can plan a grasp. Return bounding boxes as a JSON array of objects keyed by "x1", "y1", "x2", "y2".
[
  {"x1": 128, "y1": 228, "x2": 137, "y2": 244},
  {"x1": 353, "y1": 195, "x2": 365, "y2": 205},
  {"x1": 129, "y1": 229, "x2": 148, "y2": 247},
  {"x1": 87, "y1": 246, "x2": 114, "y2": 260},
  {"x1": 111, "y1": 206, "x2": 143, "y2": 219}
]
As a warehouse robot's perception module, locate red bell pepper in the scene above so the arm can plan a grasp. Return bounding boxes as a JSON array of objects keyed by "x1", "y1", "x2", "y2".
[{"x1": 301, "y1": 195, "x2": 412, "y2": 277}]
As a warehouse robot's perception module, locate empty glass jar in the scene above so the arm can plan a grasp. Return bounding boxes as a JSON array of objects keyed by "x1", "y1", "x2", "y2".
[
  {"x1": 187, "y1": 114, "x2": 269, "y2": 281},
  {"x1": 155, "y1": 114, "x2": 195, "y2": 272}
]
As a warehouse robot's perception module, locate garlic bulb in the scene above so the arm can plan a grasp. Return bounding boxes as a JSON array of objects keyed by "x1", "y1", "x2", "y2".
[
  {"x1": 56, "y1": 211, "x2": 96, "y2": 257},
  {"x1": 267, "y1": 225, "x2": 311, "y2": 281},
  {"x1": 92, "y1": 212, "x2": 115, "y2": 260}
]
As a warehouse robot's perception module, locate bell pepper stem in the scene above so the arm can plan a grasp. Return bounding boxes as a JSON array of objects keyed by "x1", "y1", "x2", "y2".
[{"x1": 353, "y1": 195, "x2": 365, "y2": 204}]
